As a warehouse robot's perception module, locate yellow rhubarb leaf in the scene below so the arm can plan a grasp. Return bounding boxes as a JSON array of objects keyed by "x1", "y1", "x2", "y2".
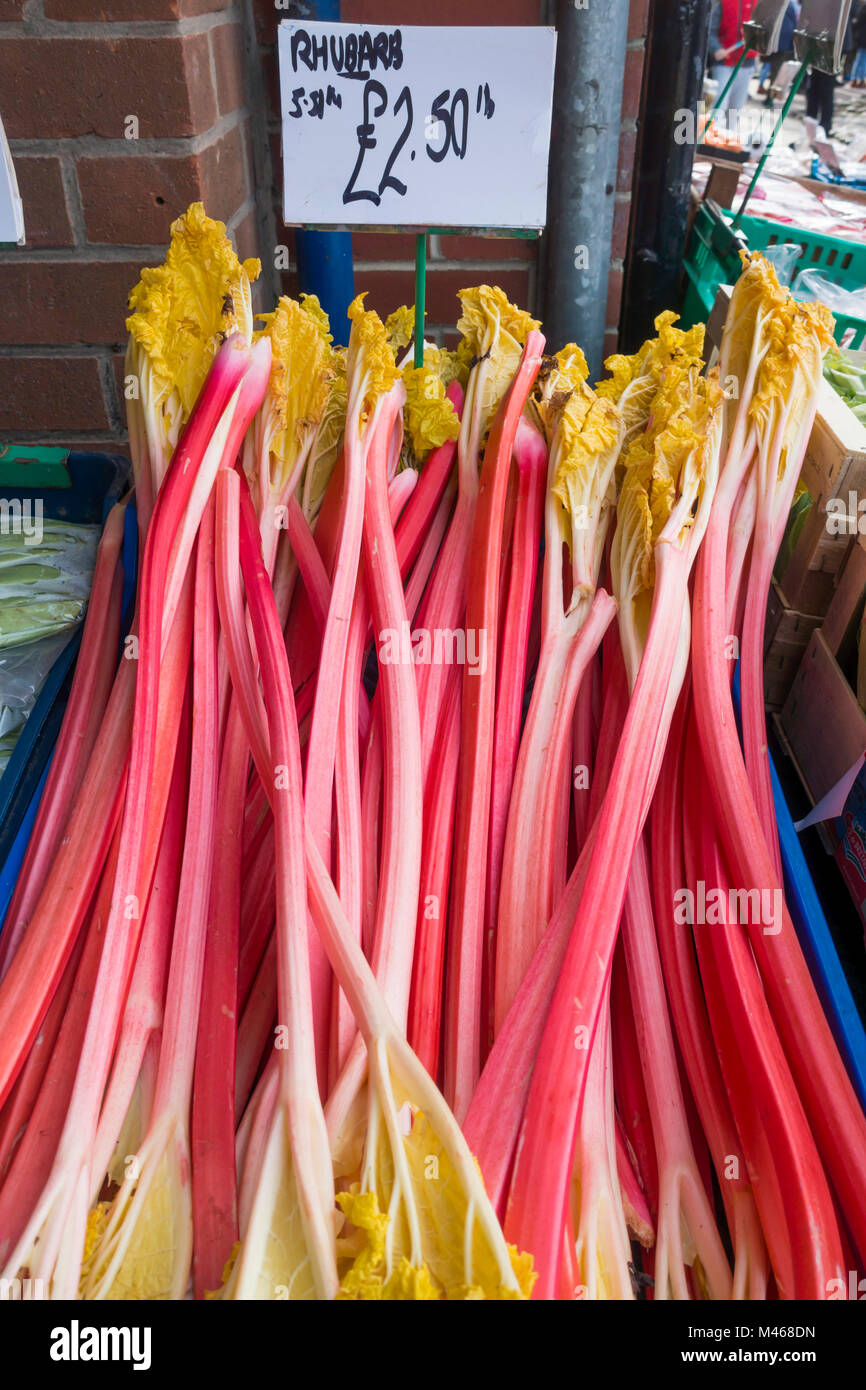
[
  {"x1": 255, "y1": 294, "x2": 336, "y2": 494},
  {"x1": 385, "y1": 304, "x2": 415, "y2": 351},
  {"x1": 347, "y1": 294, "x2": 401, "y2": 431},
  {"x1": 457, "y1": 285, "x2": 540, "y2": 440},
  {"x1": 402, "y1": 364, "x2": 460, "y2": 460},
  {"x1": 127, "y1": 201, "x2": 259, "y2": 419}
]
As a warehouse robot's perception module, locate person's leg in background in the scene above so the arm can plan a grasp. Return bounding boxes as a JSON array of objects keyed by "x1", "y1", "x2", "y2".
[
  {"x1": 806, "y1": 68, "x2": 836, "y2": 133},
  {"x1": 819, "y1": 70, "x2": 835, "y2": 133},
  {"x1": 852, "y1": 48, "x2": 866, "y2": 85},
  {"x1": 712, "y1": 60, "x2": 756, "y2": 134}
]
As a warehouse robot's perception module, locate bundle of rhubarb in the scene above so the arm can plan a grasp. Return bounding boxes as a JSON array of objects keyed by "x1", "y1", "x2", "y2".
[{"x1": 0, "y1": 204, "x2": 862, "y2": 1301}]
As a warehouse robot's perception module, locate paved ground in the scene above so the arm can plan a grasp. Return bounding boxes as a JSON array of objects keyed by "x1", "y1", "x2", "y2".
[{"x1": 739, "y1": 69, "x2": 866, "y2": 163}]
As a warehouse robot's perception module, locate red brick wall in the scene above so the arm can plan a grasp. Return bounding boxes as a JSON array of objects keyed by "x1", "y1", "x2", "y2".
[
  {"x1": 0, "y1": 0, "x2": 269, "y2": 452},
  {"x1": 0, "y1": 0, "x2": 648, "y2": 446}
]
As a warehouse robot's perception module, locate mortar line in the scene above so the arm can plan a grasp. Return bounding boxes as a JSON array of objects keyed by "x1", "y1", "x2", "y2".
[{"x1": 8, "y1": 110, "x2": 246, "y2": 160}]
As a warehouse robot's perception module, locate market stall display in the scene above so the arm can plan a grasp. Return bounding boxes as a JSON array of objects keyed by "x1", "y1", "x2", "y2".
[
  {"x1": 0, "y1": 202, "x2": 862, "y2": 1304},
  {"x1": 0, "y1": 0, "x2": 864, "y2": 1332}
]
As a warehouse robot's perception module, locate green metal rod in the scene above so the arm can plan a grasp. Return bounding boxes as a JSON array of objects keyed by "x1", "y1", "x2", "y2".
[
  {"x1": 732, "y1": 61, "x2": 807, "y2": 227},
  {"x1": 414, "y1": 232, "x2": 427, "y2": 369},
  {"x1": 709, "y1": 46, "x2": 748, "y2": 119}
]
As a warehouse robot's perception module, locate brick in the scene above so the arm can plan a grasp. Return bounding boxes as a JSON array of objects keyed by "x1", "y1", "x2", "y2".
[
  {"x1": 356, "y1": 267, "x2": 531, "y2": 325},
  {"x1": 352, "y1": 231, "x2": 416, "y2": 264},
  {"x1": 14, "y1": 157, "x2": 74, "y2": 249},
  {"x1": 45, "y1": 0, "x2": 232, "y2": 16},
  {"x1": 610, "y1": 197, "x2": 631, "y2": 262},
  {"x1": 0, "y1": 260, "x2": 143, "y2": 346},
  {"x1": 78, "y1": 124, "x2": 251, "y2": 246},
  {"x1": 606, "y1": 266, "x2": 624, "y2": 327},
  {"x1": 0, "y1": 0, "x2": 26, "y2": 17},
  {"x1": 0, "y1": 34, "x2": 217, "y2": 140},
  {"x1": 177, "y1": 0, "x2": 234, "y2": 13},
  {"x1": 199, "y1": 119, "x2": 252, "y2": 222},
  {"x1": 617, "y1": 125, "x2": 637, "y2": 194},
  {"x1": 0, "y1": 356, "x2": 109, "y2": 432},
  {"x1": 437, "y1": 234, "x2": 537, "y2": 263},
  {"x1": 211, "y1": 19, "x2": 247, "y2": 118},
  {"x1": 45, "y1": 0, "x2": 180, "y2": 15},
  {"x1": 620, "y1": 46, "x2": 646, "y2": 124},
  {"x1": 77, "y1": 152, "x2": 202, "y2": 244},
  {"x1": 344, "y1": 0, "x2": 542, "y2": 24},
  {"x1": 628, "y1": 0, "x2": 650, "y2": 41}
]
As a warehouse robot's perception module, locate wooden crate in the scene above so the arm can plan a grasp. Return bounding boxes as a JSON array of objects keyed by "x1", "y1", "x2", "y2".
[
  {"x1": 763, "y1": 578, "x2": 823, "y2": 711},
  {"x1": 779, "y1": 532, "x2": 866, "y2": 807},
  {"x1": 780, "y1": 630, "x2": 866, "y2": 808},
  {"x1": 777, "y1": 377, "x2": 866, "y2": 615}
]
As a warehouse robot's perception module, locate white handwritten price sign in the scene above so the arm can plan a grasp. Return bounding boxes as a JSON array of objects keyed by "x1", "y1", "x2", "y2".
[{"x1": 278, "y1": 21, "x2": 557, "y2": 230}]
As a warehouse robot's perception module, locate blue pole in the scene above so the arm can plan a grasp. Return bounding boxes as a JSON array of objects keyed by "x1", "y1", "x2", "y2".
[{"x1": 292, "y1": 0, "x2": 354, "y2": 343}]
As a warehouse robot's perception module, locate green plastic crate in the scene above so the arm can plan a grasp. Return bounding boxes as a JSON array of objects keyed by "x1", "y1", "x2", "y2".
[{"x1": 682, "y1": 201, "x2": 866, "y2": 348}]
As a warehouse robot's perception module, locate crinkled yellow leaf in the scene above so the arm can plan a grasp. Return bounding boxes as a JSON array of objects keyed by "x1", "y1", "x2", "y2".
[
  {"x1": 456, "y1": 285, "x2": 540, "y2": 440},
  {"x1": 301, "y1": 353, "x2": 346, "y2": 521},
  {"x1": 536, "y1": 346, "x2": 622, "y2": 595},
  {"x1": 298, "y1": 292, "x2": 331, "y2": 341},
  {"x1": 597, "y1": 310, "x2": 705, "y2": 437},
  {"x1": 402, "y1": 364, "x2": 460, "y2": 459},
  {"x1": 612, "y1": 358, "x2": 722, "y2": 677},
  {"x1": 749, "y1": 294, "x2": 834, "y2": 467},
  {"x1": 347, "y1": 294, "x2": 400, "y2": 430},
  {"x1": 127, "y1": 201, "x2": 259, "y2": 418},
  {"x1": 425, "y1": 342, "x2": 469, "y2": 390},
  {"x1": 457, "y1": 284, "x2": 539, "y2": 361},
  {"x1": 255, "y1": 295, "x2": 336, "y2": 492},
  {"x1": 720, "y1": 251, "x2": 788, "y2": 408},
  {"x1": 336, "y1": 1191, "x2": 439, "y2": 1300},
  {"x1": 385, "y1": 304, "x2": 415, "y2": 351}
]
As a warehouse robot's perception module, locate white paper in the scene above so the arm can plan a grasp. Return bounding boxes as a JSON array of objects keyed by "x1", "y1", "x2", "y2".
[
  {"x1": 278, "y1": 21, "x2": 556, "y2": 229},
  {"x1": 0, "y1": 115, "x2": 23, "y2": 246}
]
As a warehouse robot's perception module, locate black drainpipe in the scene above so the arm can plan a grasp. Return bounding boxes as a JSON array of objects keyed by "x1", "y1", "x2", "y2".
[{"x1": 620, "y1": 0, "x2": 713, "y2": 353}]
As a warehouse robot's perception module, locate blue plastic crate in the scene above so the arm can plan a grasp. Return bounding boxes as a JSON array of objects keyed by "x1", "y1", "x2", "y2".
[{"x1": 0, "y1": 451, "x2": 133, "y2": 924}]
